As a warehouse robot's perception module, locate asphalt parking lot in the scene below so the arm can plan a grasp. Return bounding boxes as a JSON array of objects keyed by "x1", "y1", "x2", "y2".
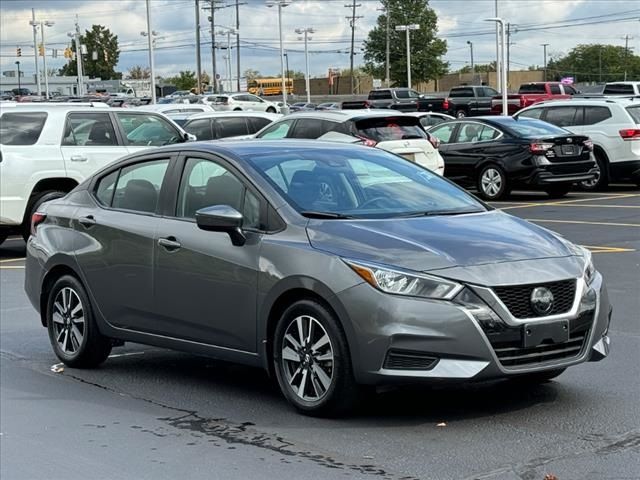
[{"x1": 1, "y1": 188, "x2": 639, "y2": 480}]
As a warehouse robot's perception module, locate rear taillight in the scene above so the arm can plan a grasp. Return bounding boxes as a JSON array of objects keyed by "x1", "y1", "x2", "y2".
[
  {"x1": 619, "y1": 128, "x2": 640, "y2": 140},
  {"x1": 530, "y1": 143, "x2": 554, "y2": 154},
  {"x1": 356, "y1": 135, "x2": 377, "y2": 147},
  {"x1": 363, "y1": 100, "x2": 371, "y2": 108},
  {"x1": 583, "y1": 139, "x2": 594, "y2": 151},
  {"x1": 427, "y1": 132, "x2": 440, "y2": 149},
  {"x1": 443, "y1": 98, "x2": 450, "y2": 111},
  {"x1": 30, "y1": 212, "x2": 46, "y2": 236}
]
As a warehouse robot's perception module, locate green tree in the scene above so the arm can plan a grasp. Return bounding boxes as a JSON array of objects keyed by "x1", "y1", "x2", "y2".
[
  {"x1": 166, "y1": 71, "x2": 197, "y2": 90},
  {"x1": 126, "y1": 65, "x2": 150, "y2": 80},
  {"x1": 59, "y1": 25, "x2": 120, "y2": 79},
  {"x1": 547, "y1": 44, "x2": 640, "y2": 83},
  {"x1": 363, "y1": 0, "x2": 448, "y2": 86}
]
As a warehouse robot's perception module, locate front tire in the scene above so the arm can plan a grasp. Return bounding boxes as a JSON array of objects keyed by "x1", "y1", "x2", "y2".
[
  {"x1": 455, "y1": 109, "x2": 467, "y2": 118},
  {"x1": 273, "y1": 299, "x2": 361, "y2": 416},
  {"x1": 46, "y1": 275, "x2": 112, "y2": 368},
  {"x1": 266, "y1": 107, "x2": 276, "y2": 113},
  {"x1": 477, "y1": 164, "x2": 509, "y2": 200},
  {"x1": 545, "y1": 185, "x2": 572, "y2": 198}
]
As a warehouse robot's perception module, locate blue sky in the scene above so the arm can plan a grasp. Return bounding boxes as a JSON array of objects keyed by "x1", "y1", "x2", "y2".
[{"x1": 1, "y1": 0, "x2": 638, "y2": 79}]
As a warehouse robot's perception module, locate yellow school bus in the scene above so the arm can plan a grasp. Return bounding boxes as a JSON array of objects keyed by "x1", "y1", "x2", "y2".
[{"x1": 247, "y1": 78, "x2": 293, "y2": 96}]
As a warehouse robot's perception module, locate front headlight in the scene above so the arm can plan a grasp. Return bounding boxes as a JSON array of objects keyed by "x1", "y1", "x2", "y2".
[
  {"x1": 581, "y1": 247, "x2": 596, "y2": 285},
  {"x1": 344, "y1": 259, "x2": 462, "y2": 299}
]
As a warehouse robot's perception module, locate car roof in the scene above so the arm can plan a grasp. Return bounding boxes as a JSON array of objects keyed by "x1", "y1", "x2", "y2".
[
  {"x1": 187, "y1": 111, "x2": 281, "y2": 120},
  {"x1": 0, "y1": 102, "x2": 111, "y2": 111},
  {"x1": 519, "y1": 98, "x2": 640, "y2": 108},
  {"x1": 278, "y1": 109, "x2": 413, "y2": 122}
]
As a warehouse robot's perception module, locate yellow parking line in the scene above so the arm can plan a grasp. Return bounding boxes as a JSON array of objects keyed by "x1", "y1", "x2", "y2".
[
  {"x1": 0, "y1": 258, "x2": 25, "y2": 264},
  {"x1": 526, "y1": 218, "x2": 640, "y2": 228},
  {"x1": 583, "y1": 245, "x2": 635, "y2": 253}
]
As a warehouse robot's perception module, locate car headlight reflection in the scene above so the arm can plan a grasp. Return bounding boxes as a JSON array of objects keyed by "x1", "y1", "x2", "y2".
[
  {"x1": 344, "y1": 259, "x2": 462, "y2": 300},
  {"x1": 581, "y1": 247, "x2": 596, "y2": 286}
]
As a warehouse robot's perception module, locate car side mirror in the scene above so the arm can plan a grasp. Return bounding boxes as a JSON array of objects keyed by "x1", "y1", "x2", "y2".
[
  {"x1": 183, "y1": 132, "x2": 197, "y2": 142},
  {"x1": 195, "y1": 205, "x2": 246, "y2": 246}
]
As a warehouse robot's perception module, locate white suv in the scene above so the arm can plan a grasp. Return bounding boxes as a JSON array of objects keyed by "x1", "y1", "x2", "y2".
[
  {"x1": 201, "y1": 93, "x2": 280, "y2": 113},
  {"x1": 515, "y1": 99, "x2": 640, "y2": 189},
  {"x1": 0, "y1": 103, "x2": 193, "y2": 244}
]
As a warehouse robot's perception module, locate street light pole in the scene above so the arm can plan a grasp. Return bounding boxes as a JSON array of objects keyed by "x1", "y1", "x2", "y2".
[
  {"x1": 485, "y1": 17, "x2": 507, "y2": 116},
  {"x1": 395, "y1": 24, "x2": 419, "y2": 89},
  {"x1": 296, "y1": 28, "x2": 314, "y2": 103},
  {"x1": 467, "y1": 40, "x2": 475, "y2": 84},
  {"x1": 15, "y1": 61, "x2": 21, "y2": 93},
  {"x1": 29, "y1": 10, "x2": 41, "y2": 96},
  {"x1": 541, "y1": 43, "x2": 549, "y2": 82},
  {"x1": 266, "y1": 1, "x2": 290, "y2": 113},
  {"x1": 145, "y1": 0, "x2": 156, "y2": 103},
  {"x1": 40, "y1": 20, "x2": 54, "y2": 99}
]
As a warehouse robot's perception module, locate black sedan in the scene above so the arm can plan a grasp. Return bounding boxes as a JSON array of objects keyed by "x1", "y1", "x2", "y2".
[{"x1": 427, "y1": 117, "x2": 598, "y2": 200}]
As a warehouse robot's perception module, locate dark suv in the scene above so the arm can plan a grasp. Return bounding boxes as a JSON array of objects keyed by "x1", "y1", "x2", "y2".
[{"x1": 342, "y1": 88, "x2": 447, "y2": 112}]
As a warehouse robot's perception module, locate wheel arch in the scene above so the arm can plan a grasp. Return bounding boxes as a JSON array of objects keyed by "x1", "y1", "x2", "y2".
[
  {"x1": 39, "y1": 263, "x2": 82, "y2": 327},
  {"x1": 592, "y1": 144, "x2": 611, "y2": 176},
  {"x1": 23, "y1": 178, "x2": 79, "y2": 226}
]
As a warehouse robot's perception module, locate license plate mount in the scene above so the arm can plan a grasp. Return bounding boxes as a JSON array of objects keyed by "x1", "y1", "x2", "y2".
[
  {"x1": 561, "y1": 145, "x2": 577, "y2": 155},
  {"x1": 523, "y1": 320, "x2": 569, "y2": 348}
]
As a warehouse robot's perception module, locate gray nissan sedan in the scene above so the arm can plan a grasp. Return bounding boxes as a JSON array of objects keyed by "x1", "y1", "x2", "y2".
[{"x1": 24, "y1": 140, "x2": 612, "y2": 416}]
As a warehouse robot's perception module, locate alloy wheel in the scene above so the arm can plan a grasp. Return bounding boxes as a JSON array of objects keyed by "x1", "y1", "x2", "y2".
[
  {"x1": 580, "y1": 162, "x2": 601, "y2": 189},
  {"x1": 52, "y1": 287, "x2": 85, "y2": 355},
  {"x1": 481, "y1": 168, "x2": 503, "y2": 197},
  {"x1": 281, "y1": 315, "x2": 334, "y2": 401}
]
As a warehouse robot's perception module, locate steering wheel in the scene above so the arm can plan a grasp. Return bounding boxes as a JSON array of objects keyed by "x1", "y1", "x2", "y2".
[{"x1": 358, "y1": 196, "x2": 395, "y2": 210}]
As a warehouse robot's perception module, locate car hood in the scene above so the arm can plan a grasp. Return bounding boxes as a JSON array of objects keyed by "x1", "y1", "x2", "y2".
[{"x1": 306, "y1": 210, "x2": 575, "y2": 272}]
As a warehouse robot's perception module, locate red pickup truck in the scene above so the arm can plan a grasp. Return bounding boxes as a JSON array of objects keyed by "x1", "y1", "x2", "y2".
[{"x1": 491, "y1": 82, "x2": 579, "y2": 115}]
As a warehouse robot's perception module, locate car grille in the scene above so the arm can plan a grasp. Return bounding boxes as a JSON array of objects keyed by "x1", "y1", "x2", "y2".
[
  {"x1": 480, "y1": 310, "x2": 593, "y2": 369},
  {"x1": 383, "y1": 350, "x2": 438, "y2": 370},
  {"x1": 493, "y1": 279, "x2": 576, "y2": 319}
]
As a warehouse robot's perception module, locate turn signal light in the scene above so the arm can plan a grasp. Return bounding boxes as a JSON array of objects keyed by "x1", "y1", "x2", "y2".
[
  {"x1": 529, "y1": 143, "x2": 554, "y2": 154},
  {"x1": 356, "y1": 135, "x2": 378, "y2": 147},
  {"x1": 619, "y1": 129, "x2": 640, "y2": 140},
  {"x1": 30, "y1": 212, "x2": 47, "y2": 237},
  {"x1": 583, "y1": 139, "x2": 594, "y2": 151}
]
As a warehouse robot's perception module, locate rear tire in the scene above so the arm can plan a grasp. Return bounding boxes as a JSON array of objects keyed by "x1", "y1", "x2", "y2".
[
  {"x1": 22, "y1": 190, "x2": 67, "y2": 241},
  {"x1": 509, "y1": 368, "x2": 566, "y2": 384},
  {"x1": 545, "y1": 185, "x2": 572, "y2": 198},
  {"x1": 266, "y1": 107, "x2": 276, "y2": 113},
  {"x1": 0, "y1": 232, "x2": 8, "y2": 246},
  {"x1": 477, "y1": 164, "x2": 509, "y2": 200},
  {"x1": 580, "y1": 151, "x2": 608, "y2": 191},
  {"x1": 273, "y1": 299, "x2": 362, "y2": 416},
  {"x1": 46, "y1": 275, "x2": 112, "y2": 368},
  {"x1": 455, "y1": 109, "x2": 467, "y2": 118}
]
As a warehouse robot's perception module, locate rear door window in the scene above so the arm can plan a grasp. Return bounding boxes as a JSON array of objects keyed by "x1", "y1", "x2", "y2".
[
  {"x1": 563, "y1": 85, "x2": 578, "y2": 95},
  {"x1": 110, "y1": 159, "x2": 170, "y2": 213},
  {"x1": 583, "y1": 106, "x2": 613, "y2": 125},
  {"x1": 214, "y1": 117, "x2": 250, "y2": 138},
  {"x1": 184, "y1": 118, "x2": 213, "y2": 140},
  {"x1": 248, "y1": 117, "x2": 273, "y2": 132},
  {"x1": 549, "y1": 84, "x2": 562, "y2": 95},
  {"x1": 290, "y1": 119, "x2": 336, "y2": 138},
  {"x1": 257, "y1": 119, "x2": 295, "y2": 139},
  {"x1": 543, "y1": 107, "x2": 579, "y2": 127},
  {"x1": 62, "y1": 112, "x2": 118, "y2": 146},
  {"x1": 517, "y1": 108, "x2": 544, "y2": 120},
  {"x1": 482, "y1": 87, "x2": 499, "y2": 97},
  {"x1": 456, "y1": 123, "x2": 498, "y2": 143},
  {"x1": 428, "y1": 123, "x2": 457, "y2": 144},
  {"x1": 0, "y1": 112, "x2": 47, "y2": 145},
  {"x1": 369, "y1": 90, "x2": 392, "y2": 100}
]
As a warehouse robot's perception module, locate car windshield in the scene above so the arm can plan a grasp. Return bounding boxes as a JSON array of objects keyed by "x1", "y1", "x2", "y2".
[
  {"x1": 355, "y1": 116, "x2": 427, "y2": 142},
  {"x1": 502, "y1": 118, "x2": 570, "y2": 138},
  {"x1": 246, "y1": 146, "x2": 486, "y2": 219}
]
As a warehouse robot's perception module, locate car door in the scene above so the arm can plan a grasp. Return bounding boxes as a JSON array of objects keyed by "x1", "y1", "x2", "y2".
[
  {"x1": 245, "y1": 94, "x2": 267, "y2": 112},
  {"x1": 427, "y1": 122, "x2": 460, "y2": 174},
  {"x1": 114, "y1": 111, "x2": 184, "y2": 154},
  {"x1": 61, "y1": 112, "x2": 129, "y2": 180},
  {"x1": 74, "y1": 155, "x2": 173, "y2": 331},
  {"x1": 448, "y1": 123, "x2": 503, "y2": 180},
  {"x1": 153, "y1": 154, "x2": 263, "y2": 351}
]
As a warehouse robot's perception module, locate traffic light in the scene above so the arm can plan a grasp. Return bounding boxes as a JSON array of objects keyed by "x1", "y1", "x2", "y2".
[
  {"x1": 16, "y1": 47, "x2": 22, "y2": 57},
  {"x1": 63, "y1": 47, "x2": 72, "y2": 59},
  {"x1": 38, "y1": 43, "x2": 44, "y2": 57}
]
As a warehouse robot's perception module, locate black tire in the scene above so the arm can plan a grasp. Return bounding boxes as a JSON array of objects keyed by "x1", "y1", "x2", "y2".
[
  {"x1": 46, "y1": 275, "x2": 112, "y2": 368},
  {"x1": 455, "y1": 109, "x2": 467, "y2": 118},
  {"x1": 477, "y1": 164, "x2": 509, "y2": 200},
  {"x1": 510, "y1": 368, "x2": 566, "y2": 384},
  {"x1": 266, "y1": 107, "x2": 276, "y2": 113},
  {"x1": 580, "y1": 151, "x2": 608, "y2": 191},
  {"x1": 0, "y1": 232, "x2": 8, "y2": 246},
  {"x1": 22, "y1": 190, "x2": 67, "y2": 241},
  {"x1": 545, "y1": 185, "x2": 572, "y2": 198},
  {"x1": 273, "y1": 299, "x2": 362, "y2": 416},
  {"x1": 233, "y1": 108, "x2": 242, "y2": 111}
]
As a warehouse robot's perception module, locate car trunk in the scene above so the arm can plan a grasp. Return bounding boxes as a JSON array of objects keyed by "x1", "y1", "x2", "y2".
[{"x1": 536, "y1": 135, "x2": 591, "y2": 162}]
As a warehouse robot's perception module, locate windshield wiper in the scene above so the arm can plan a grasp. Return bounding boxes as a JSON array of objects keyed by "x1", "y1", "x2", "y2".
[
  {"x1": 401, "y1": 209, "x2": 484, "y2": 218},
  {"x1": 300, "y1": 211, "x2": 354, "y2": 219}
]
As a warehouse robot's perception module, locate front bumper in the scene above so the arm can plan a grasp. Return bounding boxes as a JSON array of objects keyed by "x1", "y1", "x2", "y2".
[{"x1": 338, "y1": 272, "x2": 611, "y2": 385}]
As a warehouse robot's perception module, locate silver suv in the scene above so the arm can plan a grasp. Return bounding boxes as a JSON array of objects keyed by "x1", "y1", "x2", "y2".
[{"x1": 201, "y1": 93, "x2": 280, "y2": 113}]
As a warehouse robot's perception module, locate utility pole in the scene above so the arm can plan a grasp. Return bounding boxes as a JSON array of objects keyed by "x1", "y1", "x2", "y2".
[
  {"x1": 30, "y1": 9, "x2": 41, "y2": 96},
  {"x1": 203, "y1": 0, "x2": 223, "y2": 93},
  {"x1": 145, "y1": 0, "x2": 156, "y2": 103},
  {"x1": 494, "y1": 0, "x2": 501, "y2": 92},
  {"x1": 296, "y1": 28, "x2": 314, "y2": 103},
  {"x1": 395, "y1": 24, "x2": 419, "y2": 89},
  {"x1": 73, "y1": 16, "x2": 85, "y2": 96},
  {"x1": 467, "y1": 41, "x2": 475, "y2": 84},
  {"x1": 623, "y1": 34, "x2": 633, "y2": 81},
  {"x1": 506, "y1": 22, "x2": 511, "y2": 89},
  {"x1": 15, "y1": 61, "x2": 21, "y2": 92},
  {"x1": 541, "y1": 43, "x2": 549, "y2": 82},
  {"x1": 266, "y1": 1, "x2": 290, "y2": 112},
  {"x1": 599, "y1": 46, "x2": 602, "y2": 83},
  {"x1": 376, "y1": 2, "x2": 390, "y2": 87},
  {"x1": 195, "y1": 0, "x2": 202, "y2": 94},
  {"x1": 40, "y1": 20, "x2": 54, "y2": 98},
  {"x1": 345, "y1": 1, "x2": 362, "y2": 94},
  {"x1": 236, "y1": 0, "x2": 241, "y2": 91},
  {"x1": 283, "y1": 52, "x2": 289, "y2": 82}
]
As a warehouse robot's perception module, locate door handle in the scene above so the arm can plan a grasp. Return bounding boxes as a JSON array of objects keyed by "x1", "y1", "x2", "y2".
[
  {"x1": 158, "y1": 236, "x2": 181, "y2": 251},
  {"x1": 79, "y1": 215, "x2": 96, "y2": 227},
  {"x1": 70, "y1": 155, "x2": 88, "y2": 162}
]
